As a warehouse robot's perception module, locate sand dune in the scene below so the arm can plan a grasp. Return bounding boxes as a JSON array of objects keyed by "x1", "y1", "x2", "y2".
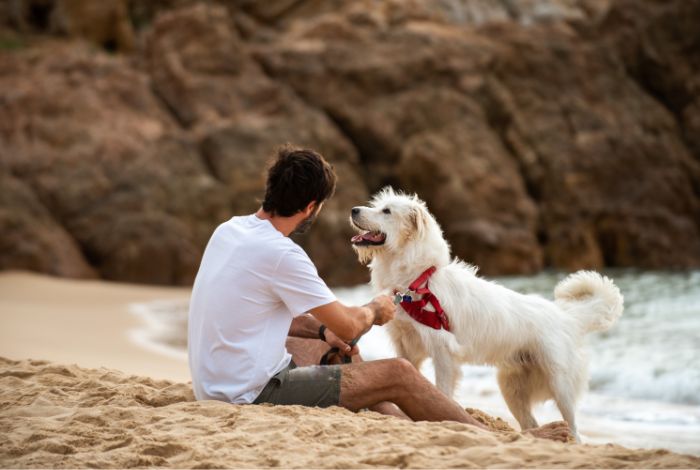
[{"x1": 1, "y1": 357, "x2": 698, "y2": 469}]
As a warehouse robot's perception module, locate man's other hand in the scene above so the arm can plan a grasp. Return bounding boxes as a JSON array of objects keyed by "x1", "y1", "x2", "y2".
[
  {"x1": 324, "y1": 329, "x2": 360, "y2": 358},
  {"x1": 367, "y1": 295, "x2": 395, "y2": 325}
]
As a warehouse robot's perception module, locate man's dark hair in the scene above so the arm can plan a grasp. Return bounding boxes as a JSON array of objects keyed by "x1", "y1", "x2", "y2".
[{"x1": 262, "y1": 146, "x2": 337, "y2": 217}]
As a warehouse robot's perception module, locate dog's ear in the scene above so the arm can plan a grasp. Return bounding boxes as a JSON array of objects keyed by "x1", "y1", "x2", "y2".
[{"x1": 409, "y1": 205, "x2": 430, "y2": 239}]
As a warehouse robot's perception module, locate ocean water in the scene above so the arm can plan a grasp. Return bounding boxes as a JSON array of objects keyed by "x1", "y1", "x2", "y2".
[{"x1": 130, "y1": 270, "x2": 700, "y2": 455}]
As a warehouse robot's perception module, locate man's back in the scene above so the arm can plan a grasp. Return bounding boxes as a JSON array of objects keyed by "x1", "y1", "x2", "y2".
[{"x1": 187, "y1": 214, "x2": 335, "y2": 404}]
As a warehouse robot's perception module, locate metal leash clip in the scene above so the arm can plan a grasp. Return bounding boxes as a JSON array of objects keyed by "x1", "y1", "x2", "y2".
[{"x1": 393, "y1": 290, "x2": 414, "y2": 304}]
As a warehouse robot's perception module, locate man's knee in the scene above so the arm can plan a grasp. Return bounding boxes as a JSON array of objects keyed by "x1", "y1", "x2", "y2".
[
  {"x1": 389, "y1": 357, "x2": 420, "y2": 385},
  {"x1": 392, "y1": 357, "x2": 413, "y2": 370}
]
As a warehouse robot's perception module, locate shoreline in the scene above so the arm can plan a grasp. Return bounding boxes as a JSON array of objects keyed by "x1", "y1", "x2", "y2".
[{"x1": 0, "y1": 271, "x2": 191, "y2": 383}]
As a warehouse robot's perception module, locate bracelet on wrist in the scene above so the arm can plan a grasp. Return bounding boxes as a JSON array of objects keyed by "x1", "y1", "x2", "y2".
[{"x1": 318, "y1": 324, "x2": 327, "y2": 342}]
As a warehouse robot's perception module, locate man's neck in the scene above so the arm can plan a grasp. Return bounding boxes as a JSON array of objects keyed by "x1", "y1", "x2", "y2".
[{"x1": 255, "y1": 208, "x2": 297, "y2": 237}]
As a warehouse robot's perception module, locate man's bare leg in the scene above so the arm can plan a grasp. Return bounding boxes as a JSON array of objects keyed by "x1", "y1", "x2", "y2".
[
  {"x1": 338, "y1": 357, "x2": 485, "y2": 427},
  {"x1": 285, "y1": 337, "x2": 408, "y2": 419},
  {"x1": 286, "y1": 338, "x2": 571, "y2": 442},
  {"x1": 339, "y1": 358, "x2": 573, "y2": 442}
]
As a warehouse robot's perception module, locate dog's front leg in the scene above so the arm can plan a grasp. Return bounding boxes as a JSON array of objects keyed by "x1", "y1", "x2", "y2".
[
  {"x1": 387, "y1": 320, "x2": 428, "y2": 370},
  {"x1": 432, "y1": 346, "x2": 461, "y2": 399}
]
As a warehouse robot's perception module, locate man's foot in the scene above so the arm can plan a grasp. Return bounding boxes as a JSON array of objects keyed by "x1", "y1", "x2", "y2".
[{"x1": 525, "y1": 421, "x2": 574, "y2": 443}]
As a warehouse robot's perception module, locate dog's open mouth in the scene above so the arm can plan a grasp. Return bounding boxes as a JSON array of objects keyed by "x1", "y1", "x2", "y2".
[{"x1": 350, "y1": 231, "x2": 386, "y2": 246}]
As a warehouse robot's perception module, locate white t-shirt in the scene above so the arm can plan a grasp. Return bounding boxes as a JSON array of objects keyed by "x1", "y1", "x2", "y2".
[{"x1": 187, "y1": 214, "x2": 337, "y2": 404}]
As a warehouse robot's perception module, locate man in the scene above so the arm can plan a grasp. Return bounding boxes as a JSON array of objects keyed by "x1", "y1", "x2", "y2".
[{"x1": 188, "y1": 146, "x2": 570, "y2": 440}]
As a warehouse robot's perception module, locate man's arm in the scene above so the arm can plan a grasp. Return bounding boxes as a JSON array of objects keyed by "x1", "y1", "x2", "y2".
[
  {"x1": 308, "y1": 296, "x2": 395, "y2": 342},
  {"x1": 289, "y1": 314, "x2": 359, "y2": 358},
  {"x1": 289, "y1": 314, "x2": 323, "y2": 339}
]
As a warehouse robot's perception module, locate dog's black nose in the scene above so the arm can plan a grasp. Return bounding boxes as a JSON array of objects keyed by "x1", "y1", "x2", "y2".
[{"x1": 351, "y1": 207, "x2": 360, "y2": 216}]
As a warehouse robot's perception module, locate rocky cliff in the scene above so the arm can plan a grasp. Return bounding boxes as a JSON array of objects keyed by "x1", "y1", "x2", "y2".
[{"x1": 1, "y1": 0, "x2": 699, "y2": 286}]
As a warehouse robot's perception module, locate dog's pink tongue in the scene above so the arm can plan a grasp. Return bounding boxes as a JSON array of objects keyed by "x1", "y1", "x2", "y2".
[
  {"x1": 351, "y1": 232, "x2": 385, "y2": 243},
  {"x1": 363, "y1": 232, "x2": 384, "y2": 242}
]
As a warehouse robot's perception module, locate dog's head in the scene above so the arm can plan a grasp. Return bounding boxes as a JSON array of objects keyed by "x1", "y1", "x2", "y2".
[{"x1": 349, "y1": 187, "x2": 440, "y2": 264}]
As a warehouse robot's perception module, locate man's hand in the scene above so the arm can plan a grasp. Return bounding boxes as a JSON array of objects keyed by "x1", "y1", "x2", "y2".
[
  {"x1": 309, "y1": 295, "x2": 396, "y2": 342},
  {"x1": 324, "y1": 328, "x2": 360, "y2": 358},
  {"x1": 366, "y1": 295, "x2": 395, "y2": 325}
]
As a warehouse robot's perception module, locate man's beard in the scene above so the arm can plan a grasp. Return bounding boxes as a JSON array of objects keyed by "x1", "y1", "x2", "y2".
[{"x1": 292, "y1": 212, "x2": 317, "y2": 235}]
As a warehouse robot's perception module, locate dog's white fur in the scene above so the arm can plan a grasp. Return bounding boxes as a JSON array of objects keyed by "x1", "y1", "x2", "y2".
[{"x1": 351, "y1": 188, "x2": 624, "y2": 440}]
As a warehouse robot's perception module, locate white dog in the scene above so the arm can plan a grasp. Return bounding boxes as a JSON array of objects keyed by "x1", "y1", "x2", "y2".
[{"x1": 350, "y1": 188, "x2": 623, "y2": 440}]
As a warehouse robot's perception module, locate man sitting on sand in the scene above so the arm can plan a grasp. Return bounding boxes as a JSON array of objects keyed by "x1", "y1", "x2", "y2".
[{"x1": 187, "y1": 146, "x2": 570, "y2": 441}]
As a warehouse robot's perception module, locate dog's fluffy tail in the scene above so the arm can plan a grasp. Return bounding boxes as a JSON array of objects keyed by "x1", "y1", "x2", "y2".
[{"x1": 554, "y1": 271, "x2": 624, "y2": 333}]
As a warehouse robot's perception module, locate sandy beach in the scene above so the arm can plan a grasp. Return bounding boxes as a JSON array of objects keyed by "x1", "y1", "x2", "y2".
[{"x1": 1, "y1": 272, "x2": 699, "y2": 468}]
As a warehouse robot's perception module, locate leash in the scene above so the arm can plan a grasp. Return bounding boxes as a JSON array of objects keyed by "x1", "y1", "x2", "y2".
[
  {"x1": 394, "y1": 266, "x2": 450, "y2": 331},
  {"x1": 319, "y1": 330, "x2": 362, "y2": 365}
]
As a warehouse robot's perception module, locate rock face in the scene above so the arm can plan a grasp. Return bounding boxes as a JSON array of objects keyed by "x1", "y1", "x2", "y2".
[
  {"x1": 143, "y1": 3, "x2": 369, "y2": 285},
  {"x1": 1, "y1": 0, "x2": 699, "y2": 286},
  {"x1": 0, "y1": 42, "x2": 231, "y2": 284}
]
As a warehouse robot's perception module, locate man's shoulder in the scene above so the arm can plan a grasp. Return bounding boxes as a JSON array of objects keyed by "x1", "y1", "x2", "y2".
[
  {"x1": 214, "y1": 215, "x2": 301, "y2": 263},
  {"x1": 218, "y1": 215, "x2": 283, "y2": 242},
  {"x1": 274, "y1": 241, "x2": 317, "y2": 275}
]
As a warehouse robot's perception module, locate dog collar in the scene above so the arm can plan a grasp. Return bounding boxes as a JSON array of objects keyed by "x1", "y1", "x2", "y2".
[{"x1": 393, "y1": 266, "x2": 450, "y2": 331}]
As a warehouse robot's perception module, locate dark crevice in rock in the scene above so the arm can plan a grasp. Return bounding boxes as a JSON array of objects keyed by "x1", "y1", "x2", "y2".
[
  {"x1": 228, "y1": 9, "x2": 263, "y2": 41},
  {"x1": 39, "y1": 212, "x2": 103, "y2": 278},
  {"x1": 102, "y1": 38, "x2": 118, "y2": 54},
  {"x1": 197, "y1": 138, "x2": 227, "y2": 185},
  {"x1": 315, "y1": 107, "x2": 399, "y2": 193},
  {"x1": 27, "y1": 1, "x2": 53, "y2": 30},
  {"x1": 498, "y1": 0, "x2": 520, "y2": 22},
  {"x1": 607, "y1": 2, "x2": 700, "y2": 165},
  {"x1": 625, "y1": 77, "x2": 700, "y2": 222},
  {"x1": 624, "y1": 62, "x2": 688, "y2": 137},
  {"x1": 621, "y1": 55, "x2": 700, "y2": 232},
  {"x1": 5, "y1": 173, "x2": 100, "y2": 277},
  {"x1": 475, "y1": 80, "x2": 548, "y2": 258},
  {"x1": 249, "y1": 52, "x2": 381, "y2": 192},
  {"x1": 149, "y1": 84, "x2": 190, "y2": 129},
  {"x1": 596, "y1": 226, "x2": 619, "y2": 267},
  {"x1": 237, "y1": 0, "x2": 309, "y2": 25},
  {"x1": 476, "y1": 82, "x2": 542, "y2": 204}
]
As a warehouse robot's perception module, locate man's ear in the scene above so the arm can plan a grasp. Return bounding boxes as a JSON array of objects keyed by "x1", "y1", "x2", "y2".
[{"x1": 304, "y1": 200, "x2": 318, "y2": 216}]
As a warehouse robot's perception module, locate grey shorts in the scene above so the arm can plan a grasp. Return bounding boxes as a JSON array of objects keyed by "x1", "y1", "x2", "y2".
[{"x1": 252, "y1": 361, "x2": 341, "y2": 408}]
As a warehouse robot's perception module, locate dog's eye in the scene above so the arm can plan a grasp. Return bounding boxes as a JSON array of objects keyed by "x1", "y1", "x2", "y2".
[{"x1": 382, "y1": 208, "x2": 391, "y2": 214}]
